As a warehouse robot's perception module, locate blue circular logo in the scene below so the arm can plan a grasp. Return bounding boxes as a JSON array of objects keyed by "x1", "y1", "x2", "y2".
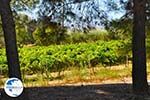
[{"x1": 4, "y1": 78, "x2": 24, "y2": 97}]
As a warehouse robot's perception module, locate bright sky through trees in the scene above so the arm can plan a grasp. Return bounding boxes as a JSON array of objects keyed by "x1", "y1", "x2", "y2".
[{"x1": 16, "y1": 0, "x2": 126, "y2": 21}]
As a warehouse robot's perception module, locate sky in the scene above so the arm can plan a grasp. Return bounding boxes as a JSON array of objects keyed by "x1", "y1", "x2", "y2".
[
  {"x1": 17, "y1": 0, "x2": 126, "y2": 20},
  {"x1": 98, "y1": 0, "x2": 126, "y2": 20},
  {"x1": 16, "y1": 0, "x2": 126, "y2": 29}
]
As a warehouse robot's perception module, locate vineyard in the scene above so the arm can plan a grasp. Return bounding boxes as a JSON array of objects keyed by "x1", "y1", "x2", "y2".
[
  {"x1": 0, "y1": 0, "x2": 150, "y2": 99},
  {"x1": 0, "y1": 40, "x2": 131, "y2": 75}
]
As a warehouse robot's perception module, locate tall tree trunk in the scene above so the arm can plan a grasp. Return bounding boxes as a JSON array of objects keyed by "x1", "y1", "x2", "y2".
[
  {"x1": 0, "y1": 0, "x2": 28, "y2": 100},
  {"x1": 132, "y1": 0, "x2": 149, "y2": 94},
  {"x1": 0, "y1": 0, "x2": 21, "y2": 79}
]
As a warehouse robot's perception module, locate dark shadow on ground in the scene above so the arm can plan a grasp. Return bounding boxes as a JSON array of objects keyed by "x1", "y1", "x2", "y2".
[{"x1": 1, "y1": 83, "x2": 150, "y2": 100}]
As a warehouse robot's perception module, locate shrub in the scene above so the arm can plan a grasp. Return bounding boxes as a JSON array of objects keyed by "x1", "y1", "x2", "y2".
[{"x1": 0, "y1": 40, "x2": 130, "y2": 74}]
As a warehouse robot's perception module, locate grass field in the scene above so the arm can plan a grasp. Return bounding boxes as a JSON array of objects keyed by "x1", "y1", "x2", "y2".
[
  {"x1": 0, "y1": 62, "x2": 150, "y2": 88},
  {"x1": 0, "y1": 64, "x2": 132, "y2": 87}
]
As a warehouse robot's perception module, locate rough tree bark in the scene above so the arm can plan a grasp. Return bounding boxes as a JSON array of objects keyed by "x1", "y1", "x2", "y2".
[
  {"x1": 0, "y1": 0, "x2": 21, "y2": 79},
  {"x1": 132, "y1": 0, "x2": 149, "y2": 94},
  {"x1": 0, "y1": 0, "x2": 28, "y2": 99}
]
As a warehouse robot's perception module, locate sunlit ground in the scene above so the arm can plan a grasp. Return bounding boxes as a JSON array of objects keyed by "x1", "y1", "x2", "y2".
[{"x1": 1, "y1": 62, "x2": 150, "y2": 88}]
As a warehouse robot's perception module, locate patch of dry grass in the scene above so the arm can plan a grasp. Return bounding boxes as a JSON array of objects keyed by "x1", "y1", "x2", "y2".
[
  {"x1": 2, "y1": 63, "x2": 150, "y2": 87},
  {"x1": 21, "y1": 64, "x2": 132, "y2": 87}
]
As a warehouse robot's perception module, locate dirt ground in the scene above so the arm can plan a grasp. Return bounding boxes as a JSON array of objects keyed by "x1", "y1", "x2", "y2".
[{"x1": 1, "y1": 83, "x2": 150, "y2": 100}]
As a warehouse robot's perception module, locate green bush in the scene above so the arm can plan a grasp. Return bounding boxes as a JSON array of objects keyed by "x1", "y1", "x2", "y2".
[
  {"x1": 0, "y1": 40, "x2": 130, "y2": 74},
  {"x1": 65, "y1": 29, "x2": 109, "y2": 44},
  {"x1": 146, "y1": 39, "x2": 150, "y2": 58}
]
